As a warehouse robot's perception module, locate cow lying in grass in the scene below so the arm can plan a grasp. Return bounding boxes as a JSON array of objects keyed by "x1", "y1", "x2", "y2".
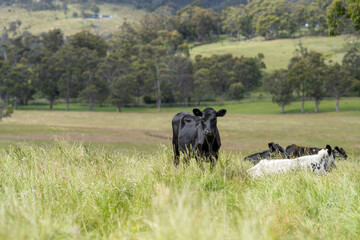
[
  {"x1": 244, "y1": 142, "x2": 288, "y2": 164},
  {"x1": 286, "y1": 144, "x2": 347, "y2": 159},
  {"x1": 247, "y1": 145, "x2": 335, "y2": 178}
]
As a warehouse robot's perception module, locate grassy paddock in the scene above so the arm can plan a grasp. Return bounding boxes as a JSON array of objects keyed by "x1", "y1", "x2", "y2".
[
  {"x1": 0, "y1": 3, "x2": 145, "y2": 36},
  {"x1": 17, "y1": 97, "x2": 360, "y2": 114},
  {"x1": 0, "y1": 141, "x2": 359, "y2": 239},
  {"x1": 190, "y1": 35, "x2": 360, "y2": 72},
  {"x1": 1, "y1": 109, "x2": 360, "y2": 155}
]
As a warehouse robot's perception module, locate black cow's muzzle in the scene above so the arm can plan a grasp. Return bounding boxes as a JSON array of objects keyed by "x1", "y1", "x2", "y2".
[{"x1": 205, "y1": 130, "x2": 214, "y2": 136}]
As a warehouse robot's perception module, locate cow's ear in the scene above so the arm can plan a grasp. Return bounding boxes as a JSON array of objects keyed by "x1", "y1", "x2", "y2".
[
  {"x1": 216, "y1": 109, "x2": 227, "y2": 117},
  {"x1": 193, "y1": 108, "x2": 202, "y2": 117},
  {"x1": 334, "y1": 146, "x2": 340, "y2": 152},
  {"x1": 268, "y1": 142, "x2": 275, "y2": 151},
  {"x1": 326, "y1": 145, "x2": 332, "y2": 156}
]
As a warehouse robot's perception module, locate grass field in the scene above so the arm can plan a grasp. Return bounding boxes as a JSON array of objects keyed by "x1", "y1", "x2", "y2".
[
  {"x1": 2, "y1": 108, "x2": 360, "y2": 154},
  {"x1": 190, "y1": 35, "x2": 360, "y2": 72},
  {"x1": 1, "y1": 109, "x2": 360, "y2": 239},
  {"x1": 17, "y1": 97, "x2": 360, "y2": 114},
  {"x1": 0, "y1": 3, "x2": 145, "y2": 36}
]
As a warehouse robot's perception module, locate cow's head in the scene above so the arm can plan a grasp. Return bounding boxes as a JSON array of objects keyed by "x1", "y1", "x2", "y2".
[
  {"x1": 193, "y1": 108, "x2": 226, "y2": 143},
  {"x1": 325, "y1": 144, "x2": 336, "y2": 169},
  {"x1": 268, "y1": 142, "x2": 288, "y2": 158},
  {"x1": 334, "y1": 146, "x2": 347, "y2": 160}
]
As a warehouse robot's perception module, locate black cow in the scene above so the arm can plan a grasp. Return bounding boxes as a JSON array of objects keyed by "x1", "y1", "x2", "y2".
[
  {"x1": 334, "y1": 146, "x2": 348, "y2": 159},
  {"x1": 172, "y1": 108, "x2": 227, "y2": 167},
  {"x1": 244, "y1": 142, "x2": 288, "y2": 164},
  {"x1": 286, "y1": 144, "x2": 347, "y2": 160}
]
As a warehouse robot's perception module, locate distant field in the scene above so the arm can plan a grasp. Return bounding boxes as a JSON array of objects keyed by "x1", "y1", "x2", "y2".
[
  {"x1": 0, "y1": 3, "x2": 146, "y2": 36},
  {"x1": 1, "y1": 109, "x2": 360, "y2": 155},
  {"x1": 17, "y1": 97, "x2": 360, "y2": 114},
  {"x1": 190, "y1": 35, "x2": 360, "y2": 72}
]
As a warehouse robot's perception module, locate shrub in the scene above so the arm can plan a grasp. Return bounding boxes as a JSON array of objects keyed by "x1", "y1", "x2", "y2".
[
  {"x1": 143, "y1": 95, "x2": 156, "y2": 104},
  {"x1": 4, "y1": 104, "x2": 13, "y2": 117},
  {"x1": 229, "y1": 82, "x2": 245, "y2": 100}
]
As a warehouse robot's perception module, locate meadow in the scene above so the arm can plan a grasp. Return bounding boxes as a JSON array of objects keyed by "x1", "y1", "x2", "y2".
[
  {"x1": 1, "y1": 108, "x2": 360, "y2": 239},
  {"x1": 17, "y1": 97, "x2": 360, "y2": 114},
  {"x1": 0, "y1": 3, "x2": 145, "y2": 36},
  {"x1": 190, "y1": 35, "x2": 360, "y2": 72}
]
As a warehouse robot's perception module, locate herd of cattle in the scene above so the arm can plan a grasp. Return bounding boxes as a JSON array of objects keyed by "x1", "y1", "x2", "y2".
[{"x1": 171, "y1": 107, "x2": 347, "y2": 178}]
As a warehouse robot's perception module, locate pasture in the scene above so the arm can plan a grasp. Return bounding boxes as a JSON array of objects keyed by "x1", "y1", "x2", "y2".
[
  {"x1": 190, "y1": 35, "x2": 360, "y2": 72},
  {"x1": 17, "y1": 97, "x2": 360, "y2": 114},
  {"x1": 1, "y1": 110, "x2": 360, "y2": 239},
  {"x1": 0, "y1": 3, "x2": 145, "y2": 36}
]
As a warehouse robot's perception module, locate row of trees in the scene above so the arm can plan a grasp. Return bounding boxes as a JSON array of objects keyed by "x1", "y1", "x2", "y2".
[
  {"x1": 0, "y1": 26, "x2": 265, "y2": 112},
  {"x1": 132, "y1": 0, "x2": 360, "y2": 43},
  {"x1": 266, "y1": 46, "x2": 360, "y2": 113},
  {"x1": 4, "y1": 1, "x2": 359, "y2": 43}
]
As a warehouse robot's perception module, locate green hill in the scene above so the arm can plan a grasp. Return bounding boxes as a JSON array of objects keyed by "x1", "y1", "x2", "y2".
[
  {"x1": 190, "y1": 35, "x2": 360, "y2": 72},
  {"x1": 0, "y1": 3, "x2": 146, "y2": 36}
]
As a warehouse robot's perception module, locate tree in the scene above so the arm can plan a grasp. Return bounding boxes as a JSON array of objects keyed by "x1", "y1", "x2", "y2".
[
  {"x1": 305, "y1": 51, "x2": 326, "y2": 113},
  {"x1": 325, "y1": 63, "x2": 354, "y2": 112},
  {"x1": 221, "y1": 5, "x2": 254, "y2": 40},
  {"x1": 193, "y1": 68, "x2": 213, "y2": 105},
  {"x1": 0, "y1": 60, "x2": 11, "y2": 106},
  {"x1": 288, "y1": 47, "x2": 326, "y2": 113},
  {"x1": 8, "y1": 63, "x2": 35, "y2": 108},
  {"x1": 42, "y1": 29, "x2": 64, "y2": 53},
  {"x1": 37, "y1": 54, "x2": 60, "y2": 109},
  {"x1": 266, "y1": 69, "x2": 294, "y2": 113},
  {"x1": 78, "y1": 48, "x2": 107, "y2": 111},
  {"x1": 53, "y1": 45, "x2": 82, "y2": 111},
  {"x1": 327, "y1": 0, "x2": 359, "y2": 36},
  {"x1": 69, "y1": 30, "x2": 107, "y2": 57},
  {"x1": 138, "y1": 30, "x2": 188, "y2": 112},
  {"x1": 288, "y1": 56, "x2": 309, "y2": 113},
  {"x1": 229, "y1": 82, "x2": 245, "y2": 100},
  {"x1": 177, "y1": 4, "x2": 220, "y2": 42}
]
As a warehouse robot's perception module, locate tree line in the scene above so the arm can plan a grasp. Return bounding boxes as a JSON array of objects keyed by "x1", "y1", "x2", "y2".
[
  {"x1": 265, "y1": 44, "x2": 360, "y2": 113},
  {"x1": 0, "y1": 25, "x2": 265, "y2": 112},
  {"x1": 3, "y1": 0, "x2": 359, "y2": 43},
  {"x1": 1, "y1": 0, "x2": 360, "y2": 114}
]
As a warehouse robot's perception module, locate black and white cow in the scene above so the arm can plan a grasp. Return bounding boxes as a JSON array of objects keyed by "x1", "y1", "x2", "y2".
[
  {"x1": 244, "y1": 142, "x2": 288, "y2": 164},
  {"x1": 172, "y1": 108, "x2": 226, "y2": 167},
  {"x1": 247, "y1": 145, "x2": 335, "y2": 178}
]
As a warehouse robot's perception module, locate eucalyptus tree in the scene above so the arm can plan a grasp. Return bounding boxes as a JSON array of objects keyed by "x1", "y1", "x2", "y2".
[
  {"x1": 325, "y1": 63, "x2": 354, "y2": 112},
  {"x1": 266, "y1": 69, "x2": 294, "y2": 114}
]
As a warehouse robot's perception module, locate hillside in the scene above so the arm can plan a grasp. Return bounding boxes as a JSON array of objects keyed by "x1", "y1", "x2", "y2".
[
  {"x1": 190, "y1": 35, "x2": 360, "y2": 72},
  {"x1": 0, "y1": 3, "x2": 146, "y2": 36}
]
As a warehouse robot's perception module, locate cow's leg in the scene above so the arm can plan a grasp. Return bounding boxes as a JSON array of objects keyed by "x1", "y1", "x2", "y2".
[
  {"x1": 173, "y1": 141, "x2": 180, "y2": 167},
  {"x1": 195, "y1": 153, "x2": 205, "y2": 171},
  {"x1": 209, "y1": 153, "x2": 218, "y2": 170}
]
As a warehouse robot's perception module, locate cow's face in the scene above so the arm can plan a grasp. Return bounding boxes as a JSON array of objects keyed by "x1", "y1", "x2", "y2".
[
  {"x1": 325, "y1": 145, "x2": 336, "y2": 169},
  {"x1": 193, "y1": 108, "x2": 226, "y2": 142},
  {"x1": 268, "y1": 142, "x2": 288, "y2": 158},
  {"x1": 334, "y1": 146, "x2": 347, "y2": 159}
]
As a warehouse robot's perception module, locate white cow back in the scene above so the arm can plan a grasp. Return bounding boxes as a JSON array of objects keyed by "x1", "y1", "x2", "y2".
[{"x1": 247, "y1": 149, "x2": 334, "y2": 178}]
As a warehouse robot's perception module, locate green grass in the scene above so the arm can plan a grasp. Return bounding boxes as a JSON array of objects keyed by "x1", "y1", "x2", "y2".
[
  {"x1": 2, "y1": 108, "x2": 360, "y2": 155},
  {"x1": 17, "y1": 97, "x2": 360, "y2": 114},
  {"x1": 0, "y1": 3, "x2": 146, "y2": 36},
  {"x1": 190, "y1": 35, "x2": 360, "y2": 72},
  {"x1": 0, "y1": 141, "x2": 359, "y2": 239},
  {"x1": 2, "y1": 104, "x2": 360, "y2": 238}
]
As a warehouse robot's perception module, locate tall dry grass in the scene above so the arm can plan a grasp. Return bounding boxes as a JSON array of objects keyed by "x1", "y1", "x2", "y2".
[{"x1": 0, "y1": 141, "x2": 359, "y2": 239}]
